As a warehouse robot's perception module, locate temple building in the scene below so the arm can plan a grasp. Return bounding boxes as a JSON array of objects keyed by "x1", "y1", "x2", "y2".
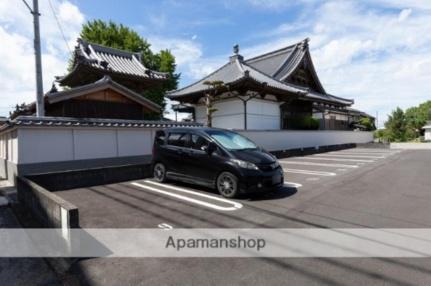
[
  {"x1": 57, "y1": 38, "x2": 169, "y2": 94},
  {"x1": 17, "y1": 39, "x2": 169, "y2": 120},
  {"x1": 168, "y1": 38, "x2": 373, "y2": 130}
]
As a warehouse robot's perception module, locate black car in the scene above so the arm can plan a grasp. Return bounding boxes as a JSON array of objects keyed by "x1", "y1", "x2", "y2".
[{"x1": 151, "y1": 127, "x2": 284, "y2": 198}]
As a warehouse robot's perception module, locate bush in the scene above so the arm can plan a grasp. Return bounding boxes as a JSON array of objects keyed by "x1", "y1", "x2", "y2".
[{"x1": 289, "y1": 116, "x2": 320, "y2": 130}]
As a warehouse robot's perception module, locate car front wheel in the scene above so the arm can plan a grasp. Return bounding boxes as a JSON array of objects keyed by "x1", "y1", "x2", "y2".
[
  {"x1": 216, "y1": 172, "x2": 239, "y2": 198},
  {"x1": 153, "y1": 163, "x2": 167, "y2": 182}
]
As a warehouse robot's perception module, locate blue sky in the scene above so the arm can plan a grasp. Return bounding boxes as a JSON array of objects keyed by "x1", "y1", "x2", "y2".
[{"x1": 1, "y1": 0, "x2": 431, "y2": 126}]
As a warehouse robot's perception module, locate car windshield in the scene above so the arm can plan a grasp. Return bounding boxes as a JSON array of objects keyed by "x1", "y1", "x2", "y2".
[{"x1": 206, "y1": 130, "x2": 258, "y2": 150}]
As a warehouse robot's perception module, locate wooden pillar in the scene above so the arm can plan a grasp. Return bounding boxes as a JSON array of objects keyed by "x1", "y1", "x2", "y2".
[{"x1": 243, "y1": 100, "x2": 247, "y2": 130}]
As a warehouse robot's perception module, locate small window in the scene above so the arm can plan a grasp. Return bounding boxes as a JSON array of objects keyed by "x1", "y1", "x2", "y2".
[
  {"x1": 191, "y1": 134, "x2": 209, "y2": 151},
  {"x1": 155, "y1": 130, "x2": 165, "y2": 145},
  {"x1": 167, "y1": 132, "x2": 189, "y2": 147}
]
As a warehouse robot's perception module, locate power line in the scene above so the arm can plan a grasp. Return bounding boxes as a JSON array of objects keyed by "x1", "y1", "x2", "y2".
[
  {"x1": 47, "y1": 0, "x2": 73, "y2": 57},
  {"x1": 21, "y1": 0, "x2": 33, "y2": 13}
]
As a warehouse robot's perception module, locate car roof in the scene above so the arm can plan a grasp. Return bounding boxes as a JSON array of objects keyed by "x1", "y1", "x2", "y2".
[{"x1": 162, "y1": 127, "x2": 233, "y2": 134}]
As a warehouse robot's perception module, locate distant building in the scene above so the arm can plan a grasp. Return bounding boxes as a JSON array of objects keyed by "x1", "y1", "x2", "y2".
[
  {"x1": 15, "y1": 39, "x2": 169, "y2": 120},
  {"x1": 168, "y1": 38, "x2": 372, "y2": 130},
  {"x1": 57, "y1": 39, "x2": 169, "y2": 95},
  {"x1": 27, "y1": 76, "x2": 161, "y2": 120},
  {"x1": 423, "y1": 122, "x2": 431, "y2": 141}
]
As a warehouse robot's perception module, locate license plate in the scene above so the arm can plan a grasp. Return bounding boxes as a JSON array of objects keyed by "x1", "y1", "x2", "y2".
[{"x1": 272, "y1": 174, "x2": 281, "y2": 184}]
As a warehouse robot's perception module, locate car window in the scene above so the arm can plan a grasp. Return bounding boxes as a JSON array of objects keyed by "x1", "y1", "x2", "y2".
[
  {"x1": 206, "y1": 130, "x2": 257, "y2": 150},
  {"x1": 191, "y1": 134, "x2": 209, "y2": 151},
  {"x1": 155, "y1": 130, "x2": 165, "y2": 145},
  {"x1": 167, "y1": 132, "x2": 189, "y2": 148}
]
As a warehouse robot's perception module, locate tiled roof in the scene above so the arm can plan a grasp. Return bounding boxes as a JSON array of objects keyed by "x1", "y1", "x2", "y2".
[
  {"x1": 246, "y1": 38, "x2": 325, "y2": 93},
  {"x1": 167, "y1": 56, "x2": 306, "y2": 98},
  {"x1": 168, "y1": 38, "x2": 353, "y2": 105},
  {"x1": 59, "y1": 39, "x2": 169, "y2": 81},
  {"x1": 0, "y1": 116, "x2": 202, "y2": 132},
  {"x1": 345, "y1": 107, "x2": 374, "y2": 118},
  {"x1": 245, "y1": 43, "x2": 299, "y2": 80}
]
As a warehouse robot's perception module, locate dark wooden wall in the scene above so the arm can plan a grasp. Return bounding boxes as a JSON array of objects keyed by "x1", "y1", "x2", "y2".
[{"x1": 46, "y1": 89, "x2": 153, "y2": 120}]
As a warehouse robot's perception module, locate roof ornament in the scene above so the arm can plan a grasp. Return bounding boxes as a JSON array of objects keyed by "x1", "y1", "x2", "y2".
[
  {"x1": 229, "y1": 44, "x2": 243, "y2": 63},
  {"x1": 233, "y1": 44, "x2": 239, "y2": 55},
  {"x1": 48, "y1": 82, "x2": 58, "y2": 94},
  {"x1": 301, "y1": 38, "x2": 310, "y2": 50}
]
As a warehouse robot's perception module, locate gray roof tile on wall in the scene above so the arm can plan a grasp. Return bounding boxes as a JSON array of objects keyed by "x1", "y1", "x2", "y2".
[{"x1": 0, "y1": 116, "x2": 202, "y2": 132}]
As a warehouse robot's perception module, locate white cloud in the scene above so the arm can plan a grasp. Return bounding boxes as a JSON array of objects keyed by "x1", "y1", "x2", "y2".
[
  {"x1": 229, "y1": 0, "x2": 431, "y2": 127},
  {"x1": 149, "y1": 36, "x2": 202, "y2": 66},
  {"x1": 0, "y1": 0, "x2": 85, "y2": 116},
  {"x1": 174, "y1": 0, "x2": 431, "y2": 126},
  {"x1": 398, "y1": 8, "x2": 412, "y2": 21}
]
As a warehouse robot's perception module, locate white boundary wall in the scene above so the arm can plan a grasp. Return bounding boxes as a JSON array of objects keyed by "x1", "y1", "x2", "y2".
[
  {"x1": 390, "y1": 143, "x2": 431, "y2": 150},
  {"x1": 17, "y1": 127, "x2": 156, "y2": 164},
  {"x1": 238, "y1": 130, "x2": 373, "y2": 151}
]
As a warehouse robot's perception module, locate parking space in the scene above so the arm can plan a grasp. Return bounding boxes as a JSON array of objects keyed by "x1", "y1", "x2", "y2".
[
  {"x1": 59, "y1": 147, "x2": 431, "y2": 286},
  {"x1": 56, "y1": 147, "x2": 410, "y2": 230},
  {"x1": 278, "y1": 148, "x2": 401, "y2": 187}
]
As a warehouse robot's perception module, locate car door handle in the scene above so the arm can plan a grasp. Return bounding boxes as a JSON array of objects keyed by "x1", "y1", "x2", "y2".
[{"x1": 177, "y1": 149, "x2": 189, "y2": 155}]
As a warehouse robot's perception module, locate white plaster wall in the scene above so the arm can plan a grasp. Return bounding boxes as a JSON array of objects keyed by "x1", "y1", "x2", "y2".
[
  {"x1": 425, "y1": 129, "x2": 431, "y2": 141},
  {"x1": 195, "y1": 99, "x2": 245, "y2": 129},
  {"x1": 17, "y1": 127, "x2": 157, "y2": 164},
  {"x1": 117, "y1": 129, "x2": 154, "y2": 156},
  {"x1": 238, "y1": 130, "x2": 374, "y2": 151},
  {"x1": 247, "y1": 98, "x2": 280, "y2": 130},
  {"x1": 73, "y1": 129, "x2": 117, "y2": 160},
  {"x1": 18, "y1": 128, "x2": 74, "y2": 164},
  {"x1": 194, "y1": 98, "x2": 279, "y2": 130}
]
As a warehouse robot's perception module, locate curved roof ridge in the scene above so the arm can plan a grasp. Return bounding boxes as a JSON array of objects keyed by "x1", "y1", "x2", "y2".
[
  {"x1": 241, "y1": 61, "x2": 307, "y2": 94},
  {"x1": 167, "y1": 61, "x2": 234, "y2": 95},
  {"x1": 245, "y1": 39, "x2": 304, "y2": 63},
  {"x1": 273, "y1": 45, "x2": 304, "y2": 79},
  {"x1": 78, "y1": 38, "x2": 139, "y2": 59}
]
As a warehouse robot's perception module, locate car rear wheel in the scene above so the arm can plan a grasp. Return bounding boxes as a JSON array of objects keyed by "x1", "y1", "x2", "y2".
[
  {"x1": 153, "y1": 163, "x2": 167, "y2": 182},
  {"x1": 216, "y1": 172, "x2": 239, "y2": 198}
]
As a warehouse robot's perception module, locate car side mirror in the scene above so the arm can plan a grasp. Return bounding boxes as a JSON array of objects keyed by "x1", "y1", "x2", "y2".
[{"x1": 206, "y1": 142, "x2": 217, "y2": 155}]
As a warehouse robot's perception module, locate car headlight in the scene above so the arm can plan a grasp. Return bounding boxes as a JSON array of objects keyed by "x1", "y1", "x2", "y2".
[
  {"x1": 271, "y1": 161, "x2": 280, "y2": 169},
  {"x1": 231, "y1": 159, "x2": 259, "y2": 170}
]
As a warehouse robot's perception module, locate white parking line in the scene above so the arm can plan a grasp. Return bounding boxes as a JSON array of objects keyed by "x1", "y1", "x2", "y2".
[
  {"x1": 335, "y1": 151, "x2": 393, "y2": 155},
  {"x1": 284, "y1": 168, "x2": 336, "y2": 176},
  {"x1": 345, "y1": 149, "x2": 396, "y2": 153},
  {"x1": 313, "y1": 154, "x2": 385, "y2": 159},
  {"x1": 284, "y1": 181, "x2": 303, "y2": 188},
  {"x1": 294, "y1": 157, "x2": 374, "y2": 163},
  {"x1": 279, "y1": 161, "x2": 358, "y2": 168},
  {"x1": 133, "y1": 180, "x2": 243, "y2": 211},
  {"x1": 158, "y1": 223, "x2": 173, "y2": 230}
]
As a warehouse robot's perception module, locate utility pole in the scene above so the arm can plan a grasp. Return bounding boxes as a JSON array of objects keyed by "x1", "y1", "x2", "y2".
[
  {"x1": 23, "y1": 0, "x2": 44, "y2": 117},
  {"x1": 33, "y1": 0, "x2": 44, "y2": 116}
]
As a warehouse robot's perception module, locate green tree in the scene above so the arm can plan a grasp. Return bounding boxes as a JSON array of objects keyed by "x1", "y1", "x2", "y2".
[
  {"x1": 384, "y1": 107, "x2": 406, "y2": 142},
  {"x1": 403, "y1": 101, "x2": 431, "y2": 140},
  {"x1": 202, "y1": 80, "x2": 224, "y2": 127},
  {"x1": 359, "y1": 117, "x2": 376, "y2": 131},
  {"x1": 76, "y1": 20, "x2": 179, "y2": 113}
]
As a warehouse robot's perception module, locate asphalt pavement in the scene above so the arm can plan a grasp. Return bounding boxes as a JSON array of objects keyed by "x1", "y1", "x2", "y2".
[{"x1": 55, "y1": 148, "x2": 431, "y2": 285}]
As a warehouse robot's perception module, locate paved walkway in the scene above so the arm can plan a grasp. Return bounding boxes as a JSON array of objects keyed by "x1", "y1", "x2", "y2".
[{"x1": 0, "y1": 180, "x2": 61, "y2": 286}]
